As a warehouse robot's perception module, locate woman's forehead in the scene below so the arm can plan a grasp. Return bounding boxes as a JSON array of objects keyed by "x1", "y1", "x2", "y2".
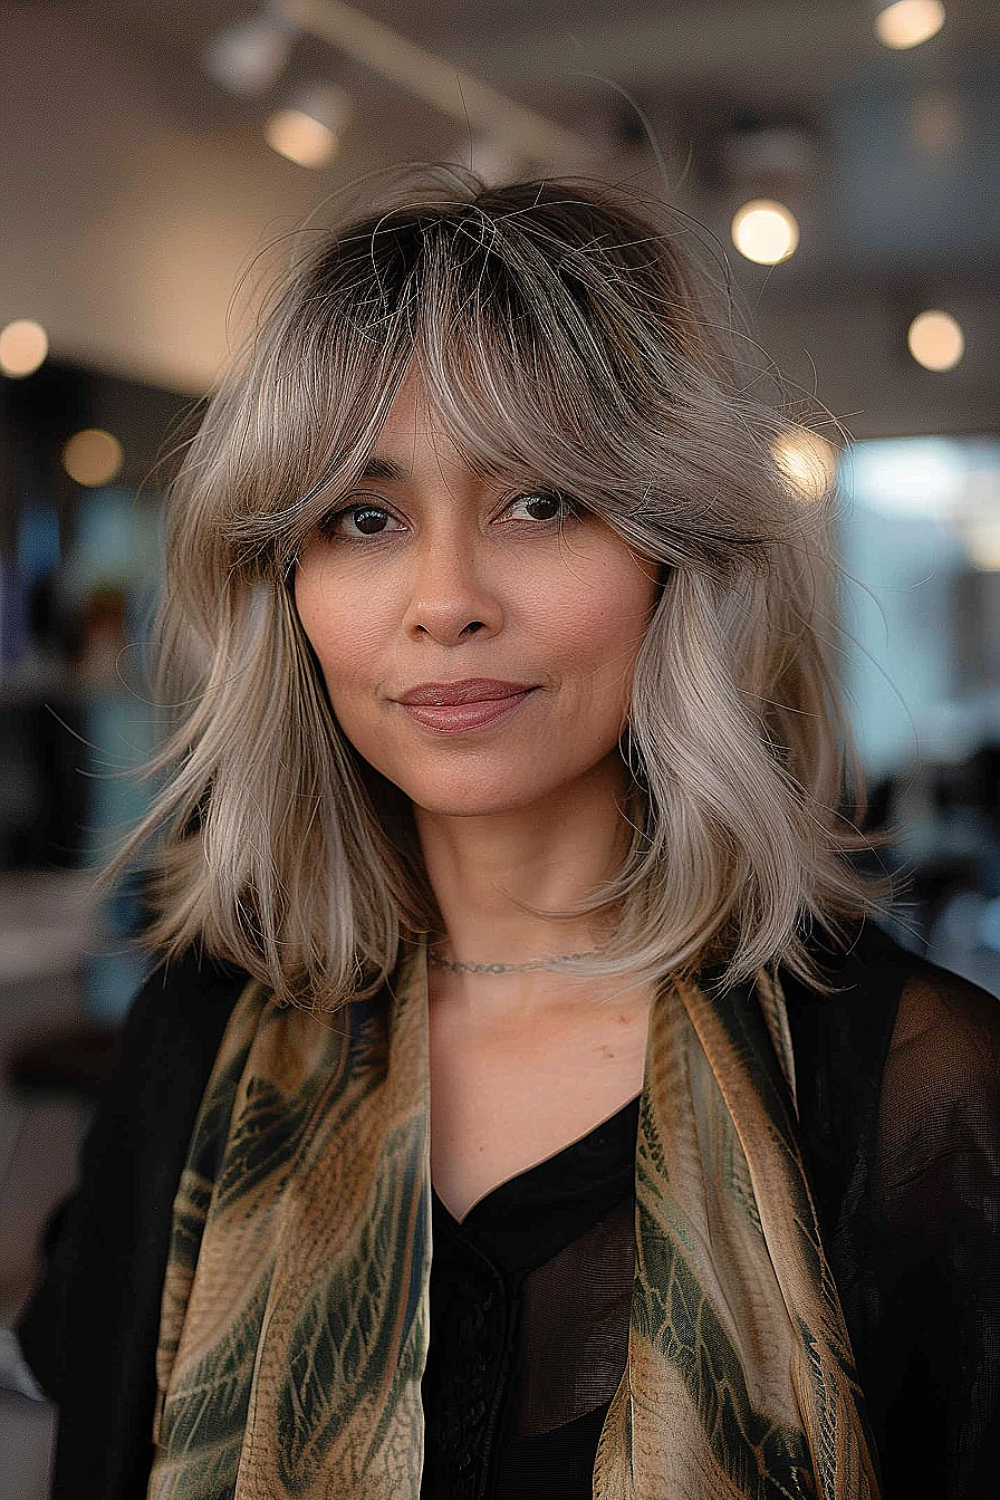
[
  {"x1": 377, "y1": 366, "x2": 434, "y2": 446},
  {"x1": 363, "y1": 364, "x2": 535, "y2": 487}
]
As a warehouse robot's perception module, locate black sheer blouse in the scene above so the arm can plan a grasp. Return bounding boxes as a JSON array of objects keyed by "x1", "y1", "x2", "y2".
[
  {"x1": 420, "y1": 949, "x2": 1000, "y2": 1500},
  {"x1": 421, "y1": 1096, "x2": 639, "y2": 1498},
  {"x1": 16, "y1": 922, "x2": 1000, "y2": 1500}
]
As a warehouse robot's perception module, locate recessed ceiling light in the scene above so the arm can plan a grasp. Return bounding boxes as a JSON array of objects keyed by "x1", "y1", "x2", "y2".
[
  {"x1": 202, "y1": 10, "x2": 296, "y2": 96},
  {"x1": 874, "y1": 1, "x2": 946, "y2": 50},
  {"x1": 264, "y1": 83, "x2": 352, "y2": 168},
  {"x1": 731, "y1": 200, "x2": 799, "y2": 264},
  {"x1": 907, "y1": 309, "x2": 965, "y2": 372},
  {"x1": 0, "y1": 319, "x2": 49, "y2": 378},
  {"x1": 62, "y1": 429, "x2": 124, "y2": 487}
]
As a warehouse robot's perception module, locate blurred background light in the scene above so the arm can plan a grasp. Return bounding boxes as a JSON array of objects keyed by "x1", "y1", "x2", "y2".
[
  {"x1": 962, "y1": 522, "x2": 1000, "y2": 571},
  {"x1": 772, "y1": 427, "x2": 838, "y2": 501},
  {"x1": 0, "y1": 319, "x2": 49, "y2": 378},
  {"x1": 847, "y1": 436, "x2": 966, "y2": 517},
  {"x1": 874, "y1": 1, "x2": 946, "y2": 50},
  {"x1": 731, "y1": 199, "x2": 800, "y2": 264},
  {"x1": 202, "y1": 7, "x2": 297, "y2": 96},
  {"x1": 265, "y1": 107, "x2": 337, "y2": 167},
  {"x1": 62, "y1": 428, "x2": 124, "y2": 487},
  {"x1": 264, "y1": 82, "x2": 353, "y2": 167},
  {"x1": 960, "y1": 465, "x2": 1000, "y2": 570},
  {"x1": 907, "y1": 308, "x2": 965, "y2": 371}
]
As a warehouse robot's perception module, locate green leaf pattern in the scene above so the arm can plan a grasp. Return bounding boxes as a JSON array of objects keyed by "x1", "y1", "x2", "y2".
[{"x1": 149, "y1": 951, "x2": 880, "y2": 1500}]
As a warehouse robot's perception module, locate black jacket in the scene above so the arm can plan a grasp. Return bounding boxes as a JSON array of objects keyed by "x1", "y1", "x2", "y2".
[{"x1": 16, "y1": 920, "x2": 1000, "y2": 1499}]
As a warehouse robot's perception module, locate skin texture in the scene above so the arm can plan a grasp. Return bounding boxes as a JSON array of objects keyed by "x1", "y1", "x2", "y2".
[{"x1": 294, "y1": 367, "x2": 659, "y2": 840}]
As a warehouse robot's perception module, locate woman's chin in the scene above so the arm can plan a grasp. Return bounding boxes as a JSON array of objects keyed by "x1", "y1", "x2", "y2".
[
  {"x1": 376, "y1": 748, "x2": 631, "y2": 824},
  {"x1": 395, "y1": 768, "x2": 564, "y2": 822},
  {"x1": 406, "y1": 787, "x2": 549, "y2": 821}
]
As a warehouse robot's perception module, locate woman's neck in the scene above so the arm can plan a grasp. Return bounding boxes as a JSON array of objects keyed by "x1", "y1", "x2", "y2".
[{"x1": 413, "y1": 753, "x2": 631, "y2": 973}]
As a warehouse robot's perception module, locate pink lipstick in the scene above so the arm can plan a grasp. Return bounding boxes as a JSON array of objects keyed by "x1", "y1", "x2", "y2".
[{"x1": 396, "y1": 679, "x2": 536, "y2": 733}]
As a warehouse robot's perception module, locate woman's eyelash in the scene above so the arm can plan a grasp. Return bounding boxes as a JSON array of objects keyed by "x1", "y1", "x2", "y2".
[
  {"x1": 316, "y1": 503, "x2": 401, "y2": 539},
  {"x1": 499, "y1": 491, "x2": 579, "y2": 523},
  {"x1": 315, "y1": 490, "x2": 580, "y2": 540}
]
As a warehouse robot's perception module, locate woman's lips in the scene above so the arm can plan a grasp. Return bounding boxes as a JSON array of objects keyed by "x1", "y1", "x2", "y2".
[
  {"x1": 398, "y1": 678, "x2": 534, "y2": 705},
  {"x1": 397, "y1": 688, "x2": 535, "y2": 733}
]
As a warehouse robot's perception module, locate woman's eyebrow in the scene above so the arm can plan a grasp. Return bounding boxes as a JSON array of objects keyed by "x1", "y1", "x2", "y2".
[{"x1": 359, "y1": 456, "x2": 409, "y2": 482}]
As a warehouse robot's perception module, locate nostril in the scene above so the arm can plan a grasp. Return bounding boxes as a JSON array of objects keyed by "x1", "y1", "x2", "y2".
[{"x1": 461, "y1": 621, "x2": 486, "y2": 636}]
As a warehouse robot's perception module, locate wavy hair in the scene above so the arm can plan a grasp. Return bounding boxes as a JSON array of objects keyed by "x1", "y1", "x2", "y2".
[{"x1": 117, "y1": 165, "x2": 888, "y2": 1006}]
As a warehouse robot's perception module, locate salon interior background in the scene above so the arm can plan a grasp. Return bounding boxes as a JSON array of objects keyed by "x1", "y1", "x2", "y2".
[{"x1": 2, "y1": 0, "x2": 1000, "y2": 971}]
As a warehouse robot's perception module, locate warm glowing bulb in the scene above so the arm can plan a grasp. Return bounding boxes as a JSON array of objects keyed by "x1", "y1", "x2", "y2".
[
  {"x1": 265, "y1": 108, "x2": 338, "y2": 168},
  {"x1": 772, "y1": 428, "x2": 837, "y2": 501},
  {"x1": 0, "y1": 318, "x2": 49, "y2": 377},
  {"x1": 907, "y1": 309, "x2": 964, "y2": 371},
  {"x1": 731, "y1": 200, "x2": 799, "y2": 265},
  {"x1": 875, "y1": 1, "x2": 946, "y2": 50},
  {"x1": 62, "y1": 429, "x2": 124, "y2": 486}
]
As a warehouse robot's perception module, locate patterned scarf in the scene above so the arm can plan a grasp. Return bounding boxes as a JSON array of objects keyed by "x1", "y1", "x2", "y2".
[{"x1": 148, "y1": 940, "x2": 881, "y2": 1499}]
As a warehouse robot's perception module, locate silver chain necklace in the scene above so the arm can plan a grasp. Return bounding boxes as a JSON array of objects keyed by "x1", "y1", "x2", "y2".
[{"x1": 427, "y1": 949, "x2": 600, "y2": 975}]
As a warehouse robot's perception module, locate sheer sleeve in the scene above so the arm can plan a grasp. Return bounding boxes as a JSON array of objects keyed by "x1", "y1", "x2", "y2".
[
  {"x1": 860, "y1": 963, "x2": 1000, "y2": 1499},
  {"x1": 14, "y1": 951, "x2": 242, "y2": 1500}
]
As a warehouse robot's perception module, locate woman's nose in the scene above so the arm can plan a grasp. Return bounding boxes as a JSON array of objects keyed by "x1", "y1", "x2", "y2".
[{"x1": 401, "y1": 537, "x2": 504, "y2": 646}]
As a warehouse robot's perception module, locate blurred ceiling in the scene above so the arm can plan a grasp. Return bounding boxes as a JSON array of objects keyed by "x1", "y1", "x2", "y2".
[{"x1": 1, "y1": 0, "x2": 998, "y2": 437}]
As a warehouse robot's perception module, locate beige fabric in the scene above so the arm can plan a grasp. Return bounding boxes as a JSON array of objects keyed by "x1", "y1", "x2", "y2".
[{"x1": 148, "y1": 941, "x2": 881, "y2": 1499}]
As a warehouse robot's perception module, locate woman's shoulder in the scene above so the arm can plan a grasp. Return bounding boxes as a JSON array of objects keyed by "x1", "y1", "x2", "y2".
[
  {"x1": 783, "y1": 918, "x2": 1000, "y2": 1237},
  {"x1": 870, "y1": 939, "x2": 1000, "y2": 1217},
  {"x1": 116, "y1": 946, "x2": 251, "y2": 1087},
  {"x1": 792, "y1": 915, "x2": 1000, "y2": 1111},
  {"x1": 15, "y1": 948, "x2": 251, "y2": 1413},
  {"x1": 127, "y1": 945, "x2": 250, "y2": 1031},
  {"x1": 786, "y1": 915, "x2": 1000, "y2": 1057}
]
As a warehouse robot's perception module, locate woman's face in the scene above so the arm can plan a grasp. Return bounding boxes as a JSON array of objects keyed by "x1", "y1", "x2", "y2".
[{"x1": 294, "y1": 369, "x2": 660, "y2": 820}]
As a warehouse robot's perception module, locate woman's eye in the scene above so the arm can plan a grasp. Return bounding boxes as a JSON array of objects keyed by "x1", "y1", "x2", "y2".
[
  {"x1": 501, "y1": 492, "x2": 576, "y2": 524},
  {"x1": 320, "y1": 505, "x2": 405, "y2": 540}
]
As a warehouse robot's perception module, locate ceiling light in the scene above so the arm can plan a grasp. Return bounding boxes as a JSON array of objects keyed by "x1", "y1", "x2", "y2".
[
  {"x1": 62, "y1": 429, "x2": 124, "y2": 487},
  {"x1": 731, "y1": 200, "x2": 799, "y2": 264},
  {"x1": 874, "y1": 1, "x2": 946, "y2": 50},
  {"x1": 265, "y1": 82, "x2": 352, "y2": 168},
  {"x1": 202, "y1": 8, "x2": 297, "y2": 96},
  {"x1": 265, "y1": 109, "x2": 336, "y2": 168},
  {"x1": 907, "y1": 309, "x2": 965, "y2": 371},
  {"x1": 0, "y1": 318, "x2": 49, "y2": 377}
]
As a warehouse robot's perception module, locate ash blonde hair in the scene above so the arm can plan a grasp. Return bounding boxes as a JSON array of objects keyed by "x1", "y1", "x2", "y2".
[{"x1": 120, "y1": 166, "x2": 886, "y2": 1006}]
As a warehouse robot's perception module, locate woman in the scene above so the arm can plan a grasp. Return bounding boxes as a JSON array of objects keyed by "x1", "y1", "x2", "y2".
[{"x1": 18, "y1": 170, "x2": 1000, "y2": 1500}]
